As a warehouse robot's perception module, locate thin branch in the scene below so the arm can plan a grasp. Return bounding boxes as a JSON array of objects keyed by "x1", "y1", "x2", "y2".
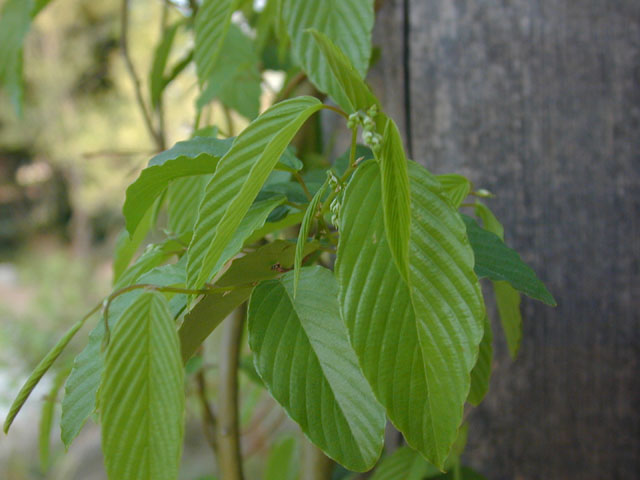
[
  {"x1": 196, "y1": 367, "x2": 218, "y2": 454},
  {"x1": 294, "y1": 171, "x2": 313, "y2": 201},
  {"x1": 120, "y1": 0, "x2": 165, "y2": 150},
  {"x1": 216, "y1": 309, "x2": 246, "y2": 480},
  {"x1": 276, "y1": 71, "x2": 307, "y2": 102}
]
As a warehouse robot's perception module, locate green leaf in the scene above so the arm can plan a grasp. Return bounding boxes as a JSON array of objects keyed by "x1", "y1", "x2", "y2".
[
  {"x1": 462, "y1": 214, "x2": 556, "y2": 306},
  {"x1": 0, "y1": 0, "x2": 31, "y2": 114},
  {"x1": 430, "y1": 466, "x2": 488, "y2": 480},
  {"x1": 39, "y1": 367, "x2": 69, "y2": 472},
  {"x1": 282, "y1": 0, "x2": 374, "y2": 112},
  {"x1": 248, "y1": 266, "x2": 385, "y2": 471},
  {"x1": 167, "y1": 175, "x2": 210, "y2": 236},
  {"x1": 124, "y1": 137, "x2": 233, "y2": 235},
  {"x1": 307, "y1": 29, "x2": 379, "y2": 113},
  {"x1": 150, "y1": 21, "x2": 180, "y2": 110},
  {"x1": 264, "y1": 435, "x2": 299, "y2": 480},
  {"x1": 113, "y1": 206, "x2": 155, "y2": 283},
  {"x1": 100, "y1": 292, "x2": 184, "y2": 480},
  {"x1": 438, "y1": 174, "x2": 471, "y2": 209},
  {"x1": 467, "y1": 316, "x2": 493, "y2": 406},
  {"x1": 370, "y1": 447, "x2": 439, "y2": 480},
  {"x1": 377, "y1": 116, "x2": 411, "y2": 281},
  {"x1": 4, "y1": 318, "x2": 86, "y2": 433},
  {"x1": 186, "y1": 96, "x2": 323, "y2": 290},
  {"x1": 336, "y1": 161, "x2": 484, "y2": 467},
  {"x1": 293, "y1": 177, "x2": 328, "y2": 297},
  {"x1": 179, "y1": 239, "x2": 317, "y2": 361},
  {"x1": 493, "y1": 280, "x2": 522, "y2": 359},
  {"x1": 60, "y1": 260, "x2": 185, "y2": 447},
  {"x1": 197, "y1": 24, "x2": 261, "y2": 120},
  {"x1": 473, "y1": 201, "x2": 504, "y2": 240},
  {"x1": 194, "y1": 0, "x2": 236, "y2": 86}
]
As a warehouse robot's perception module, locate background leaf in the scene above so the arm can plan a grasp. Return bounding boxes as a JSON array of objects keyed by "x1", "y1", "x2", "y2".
[
  {"x1": 186, "y1": 96, "x2": 322, "y2": 290},
  {"x1": 149, "y1": 21, "x2": 180, "y2": 110},
  {"x1": 264, "y1": 435, "x2": 299, "y2": 480},
  {"x1": 248, "y1": 266, "x2": 385, "y2": 471},
  {"x1": 194, "y1": 0, "x2": 236, "y2": 86},
  {"x1": 467, "y1": 316, "x2": 493, "y2": 406},
  {"x1": 336, "y1": 161, "x2": 484, "y2": 467},
  {"x1": 370, "y1": 446, "x2": 439, "y2": 480},
  {"x1": 100, "y1": 291, "x2": 184, "y2": 480}
]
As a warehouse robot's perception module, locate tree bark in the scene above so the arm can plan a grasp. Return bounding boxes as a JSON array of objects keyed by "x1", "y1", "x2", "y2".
[{"x1": 371, "y1": 1, "x2": 640, "y2": 479}]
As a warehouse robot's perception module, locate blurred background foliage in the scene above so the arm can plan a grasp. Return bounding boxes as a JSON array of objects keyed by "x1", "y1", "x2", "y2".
[{"x1": 0, "y1": 1, "x2": 299, "y2": 478}]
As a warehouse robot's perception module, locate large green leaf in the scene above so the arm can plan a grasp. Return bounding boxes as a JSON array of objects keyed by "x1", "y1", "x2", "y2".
[
  {"x1": 462, "y1": 214, "x2": 556, "y2": 306},
  {"x1": 307, "y1": 29, "x2": 378, "y2": 113},
  {"x1": 100, "y1": 292, "x2": 184, "y2": 480},
  {"x1": 336, "y1": 161, "x2": 484, "y2": 467},
  {"x1": 248, "y1": 266, "x2": 385, "y2": 471},
  {"x1": 282, "y1": 0, "x2": 374, "y2": 113},
  {"x1": 60, "y1": 259, "x2": 185, "y2": 447},
  {"x1": 186, "y1": 96, "x2": 323, "y2": 290},
  {"x1": 194, "y1": 0, "x2": 236, "y2": 86},
  {"x1": 370, "y1": 447, "x2": 439, "y2": 480},
  {"x1": 467, "y1": 316, "x2": 493, "y2": 406},
  {"x1": 124, "y1": 137, "x2": 233, "y2": 235},
  {"x1": 377, "y1": 116, "x2": 411, "y2": 281},
  {"x1": 167, "y1": 175, "x2": 210, "y2": 236},
  {"x1": 179, "y1": 239, "x2": 317, "y2": 362},
  {"x1": 197, "y1": 24, "x2": 261, "y2": 120}
]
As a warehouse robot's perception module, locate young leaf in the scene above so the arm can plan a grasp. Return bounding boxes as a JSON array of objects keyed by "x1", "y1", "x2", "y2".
[
  {"x1": 462, "y1": 214, "x2": 556, "y2": 306},
  {"x1": 179, "y1": 239, "x2": 318, "y2": 361},
  {"x1": 474, "y1": 201, "x2": 504, "y2": 240},
  {"x1": 186, "y1": 96, "x2": 323, "y2": 290},
  {"x1": 370, "y1": 447, "x2": 439, "y2": 480},
  {"x1": 150, "y1": 21, "x2": 180, "y2": 110},
  {"x1": 336, "y1": 161, "x2": 485, "y2": 467},
  {"x1": 307, "y1": 29, "x2": 379, "y2": 113},
  {"x1": 123, "y1": 137, "x2": 233, "y2": 235},
  {"x1": 467, "y1": 316, "x2": 493, "y2": 406},
  {"x1": 4, "y1": 318, "x2": 86, "y2": 433},
  {"x1": 377, "y1": 116, "x2": 411, "y2": 281},
  {"x1": 438, "y1": 174, "x2": 472, "y2": 208},
  {"x1": 282, "y1": 0, "x2": 374, "y2": 112},
  {"x1": 293, "y1": 177, "x2": 328, "y2": 297},
  {"x1": 194, "y1": 0, "x2": 236, "y2": 86},
  {"x1": 248, "y1": 266, "x2": 385, "y2": 471},
  {"x1": 100, "y1": 292, "x2": 184, "y2": 480}
]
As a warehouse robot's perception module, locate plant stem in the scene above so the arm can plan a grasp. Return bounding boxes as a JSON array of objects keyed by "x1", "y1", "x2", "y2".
[
  {"x1": 294, "y1": 171, "x2": 313, "y2": 201},
  {"x1": 217, "y1": 309, "x2": 246, "y2": 480},
  {"x1": 276, "y1": 71, "x2": 307, "y2": 102},
  {"x1": 322, "y1": 104, "x2": 349, "y2": 119},
  {"x1": 196, "y1": 366, "x2": 218, "y2": 455},
  {"x1": 120, "y1": 0, "x2": 165, "y2": 150}
]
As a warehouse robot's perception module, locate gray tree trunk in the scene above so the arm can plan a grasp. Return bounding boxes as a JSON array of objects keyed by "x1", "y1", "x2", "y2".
[{"x1": 369, "y1": 1, "x2": 640, "y2": 479}]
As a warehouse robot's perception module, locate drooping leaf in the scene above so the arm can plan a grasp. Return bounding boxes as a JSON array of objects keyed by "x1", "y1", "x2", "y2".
[
  {"x1": 197, "y1": 24, "x2": 261, "y2": 120},
  {"x1": 194, "y1": 0, "x2": 236, "y2": 86},
  {"x1": 282, "y1": 0, "x2": 374, "y2": 112},
  {"x1": 186, "y1": 96, "x2": 323, "y2": 290},
  {"x1": 264, "y1": 435, "x2": 299, "y2": 480},
  {"x1": 336, "y1": 161, "x2": 485, "y2": 467},
  {"x1": 462, "y1": 214, "x2": 556, "y2": 306},
  {"x1": 100, "y1": 292, "x2": 184, "y2": 480},
  {"x1": 438, "y1": 174, "x2": 471, "y2": 208},
  {"x1": 467, "y1": 316, "x2": 493, "y2": 406},
  {"x1": 123, "y1": 137, "x2": 233, "y2": 235},
  {"x1": 493, "y1": 280, "x2": 522, "y2": 359},
  {"x1": 179, "y1": 239, "x2": 318, "y2": 361},
  {"x1": 377, "y1": 116, "x2": 411, "y2": 281},
  {"x1": 150, "y1": 21, "x2": 180, "y2": 110},
  {"x1": 248, "y1": 266, "x2": 385, "y2": 471},
  {"x1": 4, "y1": 318, "x2": 86, "y2": 433},
  {"x1": 293, "y1": 177, "x2": 328, "y2": 297},
  {"x1": 307, "y1": 29, "x2": 378, "y2": 113},
  {"x1": 472, "y1": 202, "x2": 522, "y2": 358},
  {"x1": 39, "y1": 367, "x2": 69, "y2": 472},
  {"x1": 60, "y1": 260, "x2": 185, "y2": 447},
  {"x1": 370, "y1": 447, "x2": 439, "y2": 480}
]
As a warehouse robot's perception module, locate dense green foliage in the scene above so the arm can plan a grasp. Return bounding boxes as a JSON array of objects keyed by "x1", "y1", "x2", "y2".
[{"x1": 1, "y1": 0, "x2": 554, "y2": 478}]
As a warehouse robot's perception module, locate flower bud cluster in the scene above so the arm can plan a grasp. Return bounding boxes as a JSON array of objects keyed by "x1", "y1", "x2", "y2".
[{"x1": 348, "y1": 105, "x2": 382, "y2": 153}]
